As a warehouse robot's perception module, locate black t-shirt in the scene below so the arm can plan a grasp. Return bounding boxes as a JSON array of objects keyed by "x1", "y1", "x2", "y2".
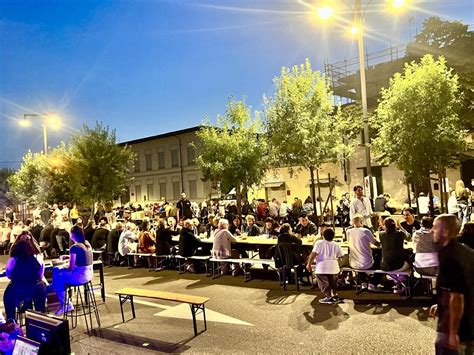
[
  {"x1": 70, "y1": 243, "x2": 93, "y2": 267},
  {"x1": 437, "y1": 241, "x2": 474, "y2": 342},
  {"x1": 379, "y1": 230, "x2": 405, "y2": 271},
  {"x1": 400, "y1": 220, "x2": 421, "y2": 236},
  {"x1": 294, "y1": 222, "x2": 318, "y2": 237},
  {"x1": 177, "y1": 199, "x2": 193, "y2": 219},
  {"x1": 31, "y1": 225, "x2": 43, "y2": 242}
]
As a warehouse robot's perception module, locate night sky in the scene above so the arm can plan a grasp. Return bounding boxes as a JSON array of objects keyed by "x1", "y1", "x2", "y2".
[{"x1": 0, "y1": 0, "x2": 472, "y2": 168}]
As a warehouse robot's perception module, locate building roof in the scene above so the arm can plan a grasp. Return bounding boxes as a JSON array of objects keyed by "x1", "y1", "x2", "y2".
[{"x1": 118, "y1": 126, "x2": 201, "y2": 146}]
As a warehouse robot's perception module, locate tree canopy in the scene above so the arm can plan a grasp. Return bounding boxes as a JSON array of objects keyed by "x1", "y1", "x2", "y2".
[
  {"x1": 8, "y1": 122, "x2": 135, "y2": 207},
  {"x1": 372, "y1": 54, "x2": 467, "y2": 185},
  {"x1": 195, "y1": 99, "x2": 267, "y2": 213}
]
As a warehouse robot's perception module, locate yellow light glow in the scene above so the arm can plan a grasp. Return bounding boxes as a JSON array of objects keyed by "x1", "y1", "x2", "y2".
[
  {"x1": 317, "y1": 5, "x2": 334, "y2": 20},
  {"x1": 350, "y1": 25, "x2": 361, "y2": 36},
  {"x1": 19, "y1": 118, "x2": 32, "y2": 127},
  {"x1": 46, "y1": 114, "x2": 61, "y2": 130},
  {"x1": 391, "y1": 0, "x2": 406, "y2": 9}
]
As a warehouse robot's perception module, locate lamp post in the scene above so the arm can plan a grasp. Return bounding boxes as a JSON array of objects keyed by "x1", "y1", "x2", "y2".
[
  {"x1": 315, "y1": 0, "x2": 407, "y2": 198},
  {"x1": 20, "y1": 113, "x2": 61, "y2": 154}
]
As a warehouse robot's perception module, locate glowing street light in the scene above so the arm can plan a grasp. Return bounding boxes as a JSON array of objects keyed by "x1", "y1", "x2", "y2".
[
  {"x1": 349, "y1": 24, "x2": 361, "y2": 36},
  {"x1": 390, "y1": 0, "x2": 407, "y2": 10},
  {"x1": 20, "y1": 113, "x2": 61, "y2": 154},
  {"x1": 317, "y1": 5, "x2": 334, "y2": 20}
]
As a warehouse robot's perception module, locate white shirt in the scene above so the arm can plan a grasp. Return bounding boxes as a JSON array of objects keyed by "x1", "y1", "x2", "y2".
[
  {"x1": 279, "y1": 203, "x2": 289, "y2": 217},
  {"x1": 118, "y1": 230, "x2": 138, "y2": 256},
  {"x1": 346, "y1": 227, "x2": 376, "y2": 270},
  {"x1": 418, "y1": 196, "x2": 430, "y2": 215},
  {"x1": 312, "y1": 239, "x2": 343, "y2": 274},
  {"x1": 349, "y1": 197, "x2": 373, "y2": 227}
]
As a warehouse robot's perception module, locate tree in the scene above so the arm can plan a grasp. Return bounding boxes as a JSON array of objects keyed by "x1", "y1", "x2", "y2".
[
  {"x1": 7, "y1": 151, "x2": 45, "y2": 204},
  {"x1": 372, "y1": 54, "x2": 467, "y2": 210},
  {"x1": 264, "y1": 59, "x2": 358, "y2": 217},
  {"x1": 195, "y1": 99, "x2": 267, "y2": 215},
  {"x1": 407, "y1": 16, "x2": 474, "y2": 131},
  {"x1": 69, "y1": 122, "x2": 136, "y2": 211}
]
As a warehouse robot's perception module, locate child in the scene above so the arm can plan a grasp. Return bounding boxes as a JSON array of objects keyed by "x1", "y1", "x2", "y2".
[{"x1": 306, "y1": 228, "x2": 343, "y2": 304}]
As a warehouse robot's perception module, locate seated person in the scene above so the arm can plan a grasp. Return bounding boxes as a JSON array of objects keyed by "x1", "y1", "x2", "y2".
[
  {"x1": 205, "y1": 214, "x2": 215, "y2": 237},
  {"x1": 380, "y1": 217, "x2": 411, "y2": 294},
  {"x1": 106, "y1": 222, "x2": 124, "y2": 264},
  {"x1": 244, "y1": 215, "x2": 261, "y2": 236},
  {"x1": 3, "y1": 231, "x2": 47, "y2": 323},
  {"x1": 274, "y1": 224, "x2": 306, "y2": 282},
  {"x1": 458, "y1": 222, "x2": 474, "y2": 249},
  {"x1": 51, "y1": 226, "x2": 93, "y2": 315},
  {"x1": 277, "y1": 223, "x2": 302, "y2": 246},
  {"x1": 228, "y1": 216, "x2": 243, "y2": 236},
  {"x1": 155, "y1": 219, "x2": 179, "y2": 256},
  {"x1": 91, "y1": 220, "x2": 109, "y2": 250},
  {"x1": 138, "y1": 220, "x2": 155, "y2": 253},
  {"x1": 262, "y1": 217, "x2": 279, "y2": 238},
  {"x1": 294, "y1": 214, "x2": 318, "y2": 238},
  {"x1": 400, "y1": 208, "x2": 421, "y2": 241},
  {"x1": 118, "y1": 223, "x2": 139, "y2": 259},
  {"x1": 346, "y1": 214, "x2": 380, "y2": 291},
  {"x1": 212, "y1": 219, "x2": 240, "y2": 275},
  {"x1": 179, "y1": 220, "x2": 203, "y2": 273},
  {"x1": 306, "y1": 229, "x2": 343, "y2": 304},
  {"x1": 413, "y1": 217, "x2": 441, "y2": 276}
]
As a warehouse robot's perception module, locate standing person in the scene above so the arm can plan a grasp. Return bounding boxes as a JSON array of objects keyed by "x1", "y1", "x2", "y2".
[
  {"x1": 177, "y1": 192, "x2": 193, "y2": 221},
  {"x1": 69, "y1": 204, "x2": 80, "y2": 225},
  {"x1": 279, "y1": 200, "x2": 290, "y2": 224},
  {"x1": 338, "y1": 193, "x2": 351, "y2": 227},
  {"x1": 268, "y1": 198, "x2": 279, "y2": 220},
  {"x1": 306, "y1": 228, "x2": 343, "y2": 304},
  {"x1": 349, "y1": 185, "x2": 373, "y2": 229},
  {"x1": 3, "y1": 231, "x2": 47, "y2": 322},
  {"x1": 455, "y1": 180, "x2": 471, "y2": 228},
  {"x1": 430, "y1": 214, "x2": 473, "y2": 354},
  {"x1": 39, "y1": 204, "x2": 51, "y2": 226},
  {"x1": 51, "y1": 226, "x2": 93, "y2": 315}
]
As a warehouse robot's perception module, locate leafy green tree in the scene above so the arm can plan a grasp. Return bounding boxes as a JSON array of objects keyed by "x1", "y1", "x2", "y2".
[
  {"x1": 407, "y1": 16, "x2": 474, "y2": 131},
  {"x1": 264, "y1": 59, "x2": 358, "y2": 216},
  {"x1": 196, "y1": 99, "x2": 267, "y2": 215},
  {"x1": 372, "y1": 54, "x2": 467, "y2": 204},
  {"x1": 7, "y1": 151, "x2": 46, "y2": 204},
  {"x1": 69, "y1": 122, "x2": 136, "y2": 211}
]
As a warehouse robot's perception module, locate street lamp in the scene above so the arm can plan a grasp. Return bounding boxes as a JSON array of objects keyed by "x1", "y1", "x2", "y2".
[
  {"x1": 20, "y1": 113, "x2": 61, "y2": 154},
  {"x1": 315, "y1": 0, "x2": 407, "y2": 198}
]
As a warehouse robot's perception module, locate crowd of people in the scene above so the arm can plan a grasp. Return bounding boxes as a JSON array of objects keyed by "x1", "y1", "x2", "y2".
[{"x1": 0, "y1": 182, "x2": 473, "y2": 353}]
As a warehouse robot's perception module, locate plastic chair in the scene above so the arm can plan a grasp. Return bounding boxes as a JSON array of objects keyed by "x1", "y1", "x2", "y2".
[{"x1": 273, "y1": 243, "x2": 307, "y2": 291}]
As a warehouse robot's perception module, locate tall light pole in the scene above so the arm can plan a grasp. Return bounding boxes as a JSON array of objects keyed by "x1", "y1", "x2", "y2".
[
  {"x1": 20, "y1": 113, "x2": 61, "y2": 154},
  {"x1": 315, "y1": 0, "x2": 408, "y2": 198}
]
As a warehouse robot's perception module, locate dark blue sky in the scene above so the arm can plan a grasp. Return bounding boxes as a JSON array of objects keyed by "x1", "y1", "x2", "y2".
[{"x1": 1, "y1": 0, "x2": 473, "y2": 167}]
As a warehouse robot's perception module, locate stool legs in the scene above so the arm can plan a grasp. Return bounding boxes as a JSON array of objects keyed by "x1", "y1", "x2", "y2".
[{"x1": 64, "y1": 281, "x2": 101, "y2": 335}]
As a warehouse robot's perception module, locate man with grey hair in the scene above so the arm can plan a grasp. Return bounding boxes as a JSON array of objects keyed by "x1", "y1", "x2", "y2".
[{"x1": 430, "y1": 214, "x2": 473, "y2": 354}]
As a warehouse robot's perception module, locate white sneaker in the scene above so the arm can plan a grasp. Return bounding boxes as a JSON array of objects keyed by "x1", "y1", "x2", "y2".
[
  {"x1": 54, "y1": 302, "x2": 74, "y2": 316},
  {"x1": 361, "y1": 283, "x2": 368, "y2": 290}
]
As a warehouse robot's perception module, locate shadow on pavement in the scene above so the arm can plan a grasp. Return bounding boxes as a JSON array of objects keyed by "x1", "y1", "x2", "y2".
[
  {"x1": 302, "y1": 297, "x2": 350, "y2": 330},
  {"x1": 89, "y1": 326, "x2": 192, "y2": 353}
]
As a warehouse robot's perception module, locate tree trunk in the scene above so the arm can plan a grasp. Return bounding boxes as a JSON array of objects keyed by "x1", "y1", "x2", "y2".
[
  {"x1": 438, "y1": 169, "x2": 445, "y2": 213},
  {"x1": 236, "y1": 182, "x2": 242, "y2": 217},
  {"x1": 309, "y1": 166, "x2": 318, "y2": 223},
  {"x1": 427, "y1": 176, "x2": 434, "y2": 217},
  {"x1": 316, "y1": 169, "x2": 323, "y2": 224}
]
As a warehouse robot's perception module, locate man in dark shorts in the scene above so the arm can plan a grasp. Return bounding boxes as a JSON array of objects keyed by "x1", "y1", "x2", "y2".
[{"x1": 430, "y1": 214, "x2": 473, "y2": 354}]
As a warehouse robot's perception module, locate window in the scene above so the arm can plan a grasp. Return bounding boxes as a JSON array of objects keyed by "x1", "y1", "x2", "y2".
[
  {"x1": 187, "y1": 146, "x2": 195, "y2": 165},
  {"x1": 134, "y1": 156, "x2": 140, "y2": 173},
  {"x1": 159, "y1": 183, "x2": 167, "y2": 200},
  {"x1": 135, "y1": 185, "x2": 142, "y2": 202},
  {"x1": 173, "y1": 181, "x2": 181, "y2": 200},
  {"x1": 158, "y1": 151, "x2": 165, "y2": 169},
  {"x1": 145, "y1": 153, "x2": 152, "y2": 171},
  {"x1": 171, "y1": 149, "x2": 179, "y2": 168},
  {"x1": 147, "y1": 184, "x2": 154, "y2": 201},
  {"x1": 189, "y1": 180, "x2": 197, "y2": 199}
]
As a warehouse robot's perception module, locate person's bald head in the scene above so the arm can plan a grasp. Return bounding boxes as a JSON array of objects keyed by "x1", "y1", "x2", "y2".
[{"x1": 432, "y1": 214, "x2": 460, "y2": 246}]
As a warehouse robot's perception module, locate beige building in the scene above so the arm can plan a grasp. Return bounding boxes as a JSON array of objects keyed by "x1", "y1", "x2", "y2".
[
  {"x1": 121, "y1": 126, "x2": 468, "y2": 208},
  {"x1": 120, "y1": 126, "x2": 213, "y2": 204}
]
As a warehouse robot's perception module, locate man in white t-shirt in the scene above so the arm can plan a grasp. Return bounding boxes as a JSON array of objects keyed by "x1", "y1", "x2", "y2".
[
  {"x1": 349, "y1": 185, "x2": 373, "y2": 228},
  {"x1": 346, "y1": 214, "x2": 380, "y2": 290},
  {"x1": 306, "y1": 228, "x2": 343, "y2": 305}
]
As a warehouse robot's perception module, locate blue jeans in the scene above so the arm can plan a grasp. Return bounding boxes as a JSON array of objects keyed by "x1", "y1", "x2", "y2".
[{"x1": 3, "y1": 281, "x2": 47, "y2": 320}]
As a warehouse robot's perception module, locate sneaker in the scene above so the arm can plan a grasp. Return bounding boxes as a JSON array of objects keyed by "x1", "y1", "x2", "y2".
[
  {"x1": 368, "y1": 284, "x2": 382, "y2": 292},
  {"x1": 318, "y1": 296, "x2": 335, "y2": 305},
  {"x1": 54, "y1": 302, "x2": 74, "y2": 316},
  {"x1": 331, "y1": 295, "x2": 342, "y2": 303},
  {"x1": 361, "y1": 283, "x2": 368, "y2": 290},
  {"x1": 186, "y1": 264, "x2": 196, "y2": 273}
]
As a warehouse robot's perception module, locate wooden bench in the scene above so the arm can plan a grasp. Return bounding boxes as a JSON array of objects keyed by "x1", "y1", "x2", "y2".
[
  {"x1": 115, "y1": 287, "x2": 210, "y2": 336},
  {"x1": 341, "y1": 267, "x2": 412, "y2": 297}
]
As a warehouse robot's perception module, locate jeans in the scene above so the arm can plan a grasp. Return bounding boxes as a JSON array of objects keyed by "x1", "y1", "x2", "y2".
[
  {"x1": 3, "y1": 281, "x2": 47, "y2": 320},
  {"x1": 52, "y1": 265, "x2": 93, "y2": 306}
]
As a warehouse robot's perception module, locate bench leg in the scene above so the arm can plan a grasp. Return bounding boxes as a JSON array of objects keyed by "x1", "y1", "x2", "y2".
[
  {"x1": 119, "y1": 295, "x2": 135, "y2": 322},
  {"x1": 189, "y1": 304, "x2": 206, "y2": 336},
  {"x1": 190, "y1": 304, "x2": 198, "y2": 336}
]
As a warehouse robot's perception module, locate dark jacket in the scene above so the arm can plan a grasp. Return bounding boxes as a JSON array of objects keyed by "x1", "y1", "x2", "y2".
[
  {"x1": 92, "y1": 227, "x2": 109, "y2": 249},
  {"x1": 156, "y1": 227, "x2": 178, "y2": 255},
  {"x1": 106, "y1": 228, "x2": 122, "y2": 253},
  {"x1": 178, "y1": 227, "x2": 201, "y2": 257}
]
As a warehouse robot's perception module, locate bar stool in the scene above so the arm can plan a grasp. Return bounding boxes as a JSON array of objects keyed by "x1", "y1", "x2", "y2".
[
  {"x1": 62, "y1": 280, "x2": 101, "y2": 335},
  {"x1": 15, "y1": 299, "x2": 32, "y2": 326}
]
